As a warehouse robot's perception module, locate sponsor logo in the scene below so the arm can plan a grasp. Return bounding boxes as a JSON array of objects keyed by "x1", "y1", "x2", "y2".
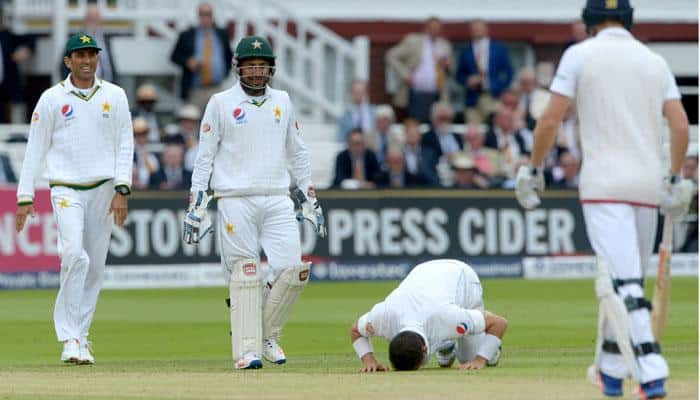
[
  {"x1": 31, "y1": 112, "x2": 39, "y2": 123},
  {"x1": 243, "y1": 263, "x2": 256, "y2": 276},
  {"x1": 298, "y1": 269, "x2": 309, "y2": 282},
  {"x1": 202, "y1": 122, "x2": 211, "y2": 133},
  {"x1": 61, "y1": 104, "x2": 74, "y2": 118},
  {"x1": 365, "y1": 322, "x2": 375, "y2": 335},
  {"x1": 233, "y1": 108, "x2": 246, "y2": 123},
  {"x1": 456, "y1": 322, "x2": 468, "y2": 335}
]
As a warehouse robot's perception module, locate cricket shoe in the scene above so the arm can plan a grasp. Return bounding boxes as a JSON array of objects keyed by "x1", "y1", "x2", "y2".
[
  {"x1": 60, "y1": 339, "x2": 80, "y2": 364},
  {"x1": 235, "y1": 353, "x2": 263, "y2": 370},
  {"x1": 263, "y1": 338, "x2": 287, "y2": 364},
  {"x1": 78, "y1": 341, "x2": 95, "y2": 365},
  {"x1": 436, "y1": 342, "x2": 456, "y2": 368},
  {"x1": 637, "y1": 378, "x2": 666, "y2": 399},
  {"x1": 597, "y1": 371, "x2": 623, "y2": 397}
]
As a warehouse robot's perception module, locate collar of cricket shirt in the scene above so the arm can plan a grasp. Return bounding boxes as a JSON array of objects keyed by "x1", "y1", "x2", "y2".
[
  {"x1": 596, "y1": 27, "x2": 632, "y2": 39},
  {"x1": 233, "y1": 81, "x2": 271, "y2": 108},
  {"x1": 61, "y1": 73, "x2": 103, "y2": 101}
]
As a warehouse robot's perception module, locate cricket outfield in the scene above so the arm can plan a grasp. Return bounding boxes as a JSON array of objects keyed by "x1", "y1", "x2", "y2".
[{"x1": 0, "y1": 278, "x2": 696, "y2": 399}]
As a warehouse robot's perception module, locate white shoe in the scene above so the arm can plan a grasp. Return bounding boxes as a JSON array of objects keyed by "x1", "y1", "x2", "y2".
[
  {"x1": 60, "y1": 339, "x2": 80, "y2": 364},
  {"x1": 78, "y1": 341, "x2": 95, "y2": 365},
  {"x1": 235, "y1": 353, "x2": 263, "y2": 370},
  {"x1": 263, "y1": 338, "x2": 287, "y2": 364},
  {"x1": 436, "y1": 342, "x2": 456, "y2": 368}
]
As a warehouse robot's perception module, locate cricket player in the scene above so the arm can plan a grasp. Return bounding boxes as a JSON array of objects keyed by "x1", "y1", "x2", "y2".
[
  {"x1": 183, "y1": 35, "x2": 326, "y2": 370},
  {"x1": 514, "y1": 1, "x2": 692, "y2": 398},
  {"x1": 15, "y1": 33, "x2": 133, "y2": 365},
  {"x1": 350, "y1": 259, "x2": 507, "y2": 372}
]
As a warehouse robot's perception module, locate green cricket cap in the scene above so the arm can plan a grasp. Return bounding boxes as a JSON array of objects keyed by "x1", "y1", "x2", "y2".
[{"x1": 64, "y1": 33, "x2": 102, "y2": 57}]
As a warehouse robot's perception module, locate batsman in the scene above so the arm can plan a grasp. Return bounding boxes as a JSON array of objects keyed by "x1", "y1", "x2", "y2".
[
  {"x1": 514, "y1": 1, "x2": 693, "y2": 398},
  {"x1": 183, "y1": 35, "x2": 326, "y2": 370}
]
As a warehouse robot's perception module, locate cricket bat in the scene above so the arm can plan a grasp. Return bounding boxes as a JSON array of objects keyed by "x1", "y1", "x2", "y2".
[{"x1": 651, "y1": 216, "x2": 673, "y2": 341}]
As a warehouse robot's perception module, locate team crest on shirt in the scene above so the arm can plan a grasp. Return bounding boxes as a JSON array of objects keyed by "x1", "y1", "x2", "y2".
[
  {"x1": 61, "y1": 104, "x2": 75, "y2": 121},
  {"x1": 365, "y1": 322, "x2": 375, "y2": 335},
  {"x1": 202, "y1": 122, "x2": 211, "y2": 133},
  {"x1": 233, "y1": 107, "x2": 247, "y2": 124},
  {"x1": 101, "y1": 101, "x2": 111, "y2": 118},
  {"x1": 31, "y1": 112, "x2": 39, "y2": 123},
  {"x1": 273, "y1": 106, "x2": 281, "y2": 123},
  {"x1": 456, "y1": 322, "x2": 469, "y2": 335}
]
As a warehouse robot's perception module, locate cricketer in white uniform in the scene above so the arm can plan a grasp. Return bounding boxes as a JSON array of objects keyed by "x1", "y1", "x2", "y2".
[
  {"x1": 183, "y1": 35, "x2": 326, "y2": 370},
  {"x1": 350, "y1": 259, "x2": 507, "y2": 372},
  {"x1": 15, "y1": 33, "x2": 133, "y2": 365},
  {"x1": 515, "y1": 1, "x2": 692, "y2": 398}
]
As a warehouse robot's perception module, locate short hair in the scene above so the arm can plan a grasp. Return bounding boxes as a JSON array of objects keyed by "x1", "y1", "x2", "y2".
[
  {"x1": 389, "y1": 331, "x2": 425, "y2": 371},
  {"x1": 375, "y1": 104, "x2": 395, "y2": 122}
]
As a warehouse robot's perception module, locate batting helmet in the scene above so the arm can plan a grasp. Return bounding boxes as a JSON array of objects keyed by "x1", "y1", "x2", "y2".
[
  {"x1": 235, "y1": 35, "x2": 275, "y2": 66},
  {"x1": 582, "y1": 0, "x2": 634, "y2": 31}
]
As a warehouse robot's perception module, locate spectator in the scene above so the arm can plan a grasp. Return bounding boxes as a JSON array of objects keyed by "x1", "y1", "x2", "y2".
[
  {"x1": 150, "y1": 144, "x2": 192, "y2": 190},
  {"x1": 463, "y1": 123, "x2": 506, "y2": 181},
  {"x1": 366, "y1": 104, "x2": 402, "y2": 166},
  {"x1": 332, "y1": 129, "x2": 381, "y2": 189},
  {"x1": 374, "y1": 146, "x2": 430, "y2": 188},
  {"x1": 338, "y1": 79, "x2": 375, "y2": 141},
  {"x1": 132, "y1": 83, "x2": 162, "y2": 143},
  {"x1": 680, "y1": 154, "x2": 698, "y2": 252},
  {"x1": 450, "y1": 152, "x2": 489, "y2": 189},
  {"x1": 176, "y1": 104, "x2": 202, "y2": 171},
  {"x1": 421, "y1": 102, "x2": 463, "y2": 161},
  {"x1": 170, "y1": 2, "x2": 233, "y2": 111},
  {"x1": 565, "y1": 21, "x2": 588, "y2": 49},
  {"x1": 132, "y1": 117, "x2": 160, "y2": 189},
  {"x1": 386, "y1": 17, "x2": 453, "y2": 123},
  {"x1": 516, "y1": 68, "x2": 538, "y2": 130},
  {"x1": 402, "y1": 117, "x2": 440, "y2": 186},
  {"x1": 485, "y1": 107, "x2": 531, "y2": 177},
  {"x1": 456, "y1": 20, "x2": 513, "y2": 125},
  {"x1": 0, "y1": 19, "x2": 33, "y2": 123},
  {"x1": 0, "y1": 152, "x2": 17, "y2": 184},
  {"x1": 551, "y1": 152, "x2": 580, "y2": 189}
]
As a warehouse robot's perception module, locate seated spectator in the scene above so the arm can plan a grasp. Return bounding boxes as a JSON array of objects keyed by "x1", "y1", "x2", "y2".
[
  {"x1": 0, "y1": 152, "x2": 17, "y2": 184},
  {"x1": 450, "y1": 152, "x2": 489, "y2": 189},
  {"x1": 680, "y1": 154, "x2": 698, "y2": 252},
  {"x1": 516, "y1": 68, "x2": 538, "y2": 130},
  {"x1": 402, "y1": 118, "x2": 440, "y2": 186},
  {"x1": 463, "y1": 123, "x2": 506, "y2": 182},
  {"x1": 132, "y1": 117, "x2": 160, "y2": 189},
  {"x1": 150, "y1": 144, "x2": 192, "y2": 190},
  {"x1": 132, "y1": 83, "x2": 162, "y2": 143},
  {"x1": 176, "y1": 104, "x2": 202, "y2": 171},
  {"x1": 374, "y1": 146, "x2": 430, "y2": 188},
  {"x1": 385, "y1": 17, "x2": 452, "y2": 123},
  {"x1": 498, "y1": 88, "x2": 526, "y2": 128},
  {"x1": 456, "y1": 20, "x2": 513, "y2": 124},
  {"x1": 338, "y1": 79, "x2": 375, "y2": 141},
  {"x1": 485, "y1": 106, "x2": 532, "y2": 176},
  {"x1": 550, "y1": 152, "x2": 579, "y2": 189},
  {"x1": 332, "y1": 129, "x2": 381, "y2": 189},
  {"x1": 366, "y1": 104, "x2": 403, "y2": 166},
  {"x1": 422, "y1": 102, "x2": 463, "y2": 161}
]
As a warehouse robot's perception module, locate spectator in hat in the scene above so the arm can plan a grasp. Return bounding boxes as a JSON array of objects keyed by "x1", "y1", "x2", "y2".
[
  {"x1": 132, "y1": 117, "x2": 160, "y2": 189},
  {"x1": 176, "y1": 104, "x2": 202, "y2": 171},
  {"x1": 132, "y1": 83, "x2": 161, "y2": 143},
  {"x1": 451, "y1": 152, "x2": 489, "y2": 189}
]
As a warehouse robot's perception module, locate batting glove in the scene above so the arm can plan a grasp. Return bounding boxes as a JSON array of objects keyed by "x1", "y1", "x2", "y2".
[
  {"x1": 295, "y1": 188, "x2": 327, "y2": 238},
  {"x1": 183, "y1": 190, "x2": 213, "y2": 244},
  {"x1": 515, "y1": 165, "x2": 545, "y2": 210},
  {"x1": 660, "y1": 175, "x2": 695, "y2": 222}
]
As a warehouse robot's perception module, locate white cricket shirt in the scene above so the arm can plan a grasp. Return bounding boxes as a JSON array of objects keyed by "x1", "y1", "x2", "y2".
[
  {"x1": 356, "y1": 259, "x2": 485, "y2": 359},
  {"x1": 190, "y1": 82, "x2": 313, "y2": 197},
  {"x1": 550, "y1": 27, "x2": 680, "y2": 206},
  {"x1": 17, "y1": 75, "x2": 133, "y2": 203}
]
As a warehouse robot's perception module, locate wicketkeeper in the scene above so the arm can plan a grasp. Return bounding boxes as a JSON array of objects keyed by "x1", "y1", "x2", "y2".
[{"x1": 183, "y1": 35, "x2": 326, "y2": 370}]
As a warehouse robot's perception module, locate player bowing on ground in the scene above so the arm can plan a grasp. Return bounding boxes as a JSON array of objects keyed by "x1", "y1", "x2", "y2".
[
  {"x1": 350, "y1": 259, "x2": 507, "y2": 372},
  {"x1": 16, "y1": 33, "x2": 133, "y2": 365},
  {"x1": 515, "y1": 1, "x2": 693, "y2": 398},
  {"x1": 183, "y1": 35, "x2": 326, "y2": 370}
]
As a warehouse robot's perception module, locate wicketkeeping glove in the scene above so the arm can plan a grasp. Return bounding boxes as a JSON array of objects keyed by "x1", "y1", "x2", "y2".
[
  {"x1": 515, "y1": 165, "x2": 545, "y2": 210},
  {"x1": 183, "y1": 190, "x2": 213, "y2": 244},
  {"x1": 295, "y1": 188, "x2": 327, "y2": 238},
  {"x1": 660, "y1": 176, "x2": 695, "y2": 222}
]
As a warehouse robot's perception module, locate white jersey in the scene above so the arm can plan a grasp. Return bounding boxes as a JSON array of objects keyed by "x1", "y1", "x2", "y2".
[
  {"x1": 190, "y1": 82, "x2": 313, "y2": 197},
  {"x1": 356, "y1": 259, "x2": 485, "y2": 358},
  {"x1": 550, "y1": 27, "x2": 680, "y2": 206},
  {"x1": 17, "y1": 75, "x2": 133, "y2": 203}
]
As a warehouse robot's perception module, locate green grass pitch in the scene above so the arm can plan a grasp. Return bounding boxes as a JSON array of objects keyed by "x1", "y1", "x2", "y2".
[{"x1": 0, "y1": 277, "x2": 696, "y2": 399}]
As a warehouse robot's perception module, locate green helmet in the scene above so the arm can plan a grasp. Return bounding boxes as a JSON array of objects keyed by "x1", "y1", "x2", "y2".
[{"x1": 235, "y1": 35, "x2": 275, "y2": 66}]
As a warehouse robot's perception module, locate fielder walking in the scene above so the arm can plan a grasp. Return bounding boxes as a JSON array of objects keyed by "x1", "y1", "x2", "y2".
[
  {"x1": 515, "y1": 1, "x2": 692, "y2": 397},
  {"x1": 16, "y1": 33, "x2": 133, "y2": 365},
  {"x1": 183, "y1": 35, "x2": 326, "y2": 370},
  {"x1": 350, "y1": 259, "x2": 507, "y2": 372}
]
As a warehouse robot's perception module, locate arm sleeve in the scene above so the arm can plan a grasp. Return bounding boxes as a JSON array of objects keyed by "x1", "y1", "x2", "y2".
[
  {"x1": 190, "y1": 96, "x2": 221, "y2": 192},
  {"x1": 663, "y1": 63, "x2": 681, "y2": 101},
  {"x1": 17, "y1": 94, "x2": 54, "y2": 203},
  {"x1": 436, "y1": 304, "x2": 486, "y2": 337},
  {"x1": 385, "y1": 36, "x2": 413, "y2": 81},
  {"x1": 114, "y1": 90, "x2": 134, "y2": 187},
  {"x1": 549, "y1": 45, "x2": 583, "y2": 99},
  {"x1": 285, "y1": 98, "x2": 313, "y2": 195}
]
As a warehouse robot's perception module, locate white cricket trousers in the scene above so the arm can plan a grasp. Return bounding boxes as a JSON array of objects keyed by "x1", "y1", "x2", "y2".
[
  {"x1": 217, "y1": 195, "x2": 302, "y2": 282},
  {"x1": 582, "y1": 203, "x2": 669, "y2": 383},
  {"x1": 51, "y1": 183, "x2": 113, "y2": 343}
]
